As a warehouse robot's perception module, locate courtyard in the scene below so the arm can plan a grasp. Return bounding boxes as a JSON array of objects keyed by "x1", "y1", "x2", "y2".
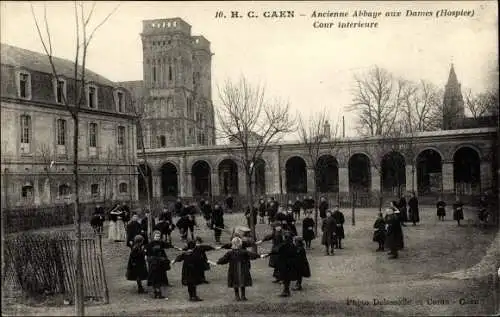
[{"x1": 3, "y1": 205, "x2": 499, "y2": 316}]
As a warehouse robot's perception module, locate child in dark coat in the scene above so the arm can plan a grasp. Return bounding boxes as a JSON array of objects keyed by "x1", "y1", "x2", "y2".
[
  {"x1": 293, "y1": 237, "x2": 311, "y2": 291},
  {"x1": 301, "y1": 213, "x2": 315, "y2": 249},
  {"x1": 373, "y1": 213, "x2": 386, "y2": 251},
  {"x1": 146, "y1": 230, "x2": 171, "y2": 299},
  {"x1": 216, "y1": 237, "x2": 264, "y2": 301},
  {"x1": 126, "y1": 235, "x2": 148, "y2": 293},
  {"x1": 172, "y1": 240, "x2": 207, "y2": 301}
]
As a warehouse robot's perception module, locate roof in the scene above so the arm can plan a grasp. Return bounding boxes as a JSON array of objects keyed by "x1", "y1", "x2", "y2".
[
  {"x1": 0, "y1": 43, "x2": 115, "y2": 87},
  {"x1": 117, "y1": 80, "x2": 145, "y2": 99}
]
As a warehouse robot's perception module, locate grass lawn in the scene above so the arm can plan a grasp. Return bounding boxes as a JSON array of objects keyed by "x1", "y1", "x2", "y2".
[{"x1": 2, "y1": 205, "x2": 498, "y2": 316}]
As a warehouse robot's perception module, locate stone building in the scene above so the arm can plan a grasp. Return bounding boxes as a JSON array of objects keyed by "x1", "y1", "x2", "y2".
[
  {"x1": 0, "y1": 44, "x2": 138, "y2": 208},
  {"x1": 119, "y1": 18, "x2": 215, "y2": 149}
]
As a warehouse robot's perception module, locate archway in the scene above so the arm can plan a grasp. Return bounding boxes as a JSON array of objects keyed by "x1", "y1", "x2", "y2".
[
  {"x1": 316, "y1": 155, "x2": 339, "y2": 193},
  {"x1": 253, "y1": 158, "x2": 266, "y2": 196},
  {"x1": 219, "y1": 159, "x2": 239, "y2": 196},
  {"x1": 453, "y1": 146, "x2": 481, "y2": 195},
  {"x1": 381, "y1": 151, "x2": 406, "y2": 196},
  {"x1": 286, "y1": 156, "x2": 307, "y2": 193},
  {"x1": 416, "y1": 149, "x2": 442, "y2": 195},
  {"x1": 160, "y1": 162, "x2": 178, "y2": 197},
  {"x1": 192, "y1": 161, "x2": 211, "y2": 196},
  {"x1": 348, "y1": 153, "x2": 371, "y2": 192},
  {"x1": 137, "y1": 163, "x2": 153, "y2": 201}
]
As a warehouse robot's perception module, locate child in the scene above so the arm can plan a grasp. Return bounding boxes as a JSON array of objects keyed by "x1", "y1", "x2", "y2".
[
  {"x1": 436, "y1": 198, "x2": 446, "y2": 221},
  {"x1": 453, "y1": 199, "x2": 464, "y2": 226},
  {"x1": 126, "y1": 235, "x2": 148, "y2": 293},
  {"x1": 373, "y1": 213, "x2": 386, "y2": 251},
  {"x1": 146, "y1": 230, "x2": 171, "y2": 299},
  {"x1": 301, "y1": 212, "x2": 315, "y2": 249},
  {"x1": 216, "y1": 237, "x2": 265, "y2": 301},
  {"x1": 293, "y1": 237, "x2": 311, "y2": 291},
  {"x1": 172, "y1": 240, "x2": 207, "y2": 302}
]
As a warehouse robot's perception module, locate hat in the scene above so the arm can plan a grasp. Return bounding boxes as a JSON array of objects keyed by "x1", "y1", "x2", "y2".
[{"x1": 133, "y1": 235, "x2": 144, "y2": 243}]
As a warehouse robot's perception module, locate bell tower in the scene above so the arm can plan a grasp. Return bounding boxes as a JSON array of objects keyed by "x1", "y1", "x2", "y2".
[{"x1": 442, "y1": 64, "x2": 465, "y2": 130}]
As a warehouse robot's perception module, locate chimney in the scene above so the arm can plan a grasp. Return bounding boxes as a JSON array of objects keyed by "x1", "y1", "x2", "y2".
[{"x1": 323, "y1": 120, "x2": 330, "y2": 138}]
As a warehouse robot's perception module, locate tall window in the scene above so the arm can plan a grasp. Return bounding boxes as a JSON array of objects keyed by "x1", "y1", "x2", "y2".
[
  {"x1": 91, "y1": 184, "x2": 99, "y2": 196},
  {"x1": 152, "y1": 65, "x2": 157, "y2": 83},
  {"x1": 56, "y1": 119, "x2": 66, "y2": 145},
  {"x1": 168, "y1": 64, "x2": 172, "y2": 81},
  {"x1": 89, "y1": 123, "x2": 97, "y2": 147},
  {"x1": 117, "y1": 126, "x2": 125, "y2": 146},
  {"x1": 20, "y1": 115, "x2": 31, "y2": 144},
  {"x1": 117, "y1": 92, "x2": 124, "y2": 112},
  {"x1": 22, "y1": 183, "x2": 34, "y2": 199},
  {"x1": 187, "y1": 97, "x2": 193, "y2": 118},
  {"x1": 56, "y1": 79, "x2": 66, "y2": 104},
  {"x1": 88, "y1": 86, "x2": 97, "y2": 108},
  {"x1": 19, "y1": 73, "x2": 30, "y2": 99},
  {"x1": 58, "y1": 184, "x2": 71, "y2": 196},
  {"x1": 119, "y1": 182, "x2": 128, "y2": 193},
  {"x1": 157, "y1": 135, "x2": 166, "y2": 147}
]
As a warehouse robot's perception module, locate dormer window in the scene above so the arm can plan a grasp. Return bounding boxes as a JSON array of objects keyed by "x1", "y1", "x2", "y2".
[
  {"x1": 87, "y1": 85, "x2": 98, "y2": 109},
  {"x1": 17, "y1": 71, "x2": 32, "y2": 99},
  {"x1": 56, "y1": 79, "x2": 66, "y2": 104},
  {"x1": 115, "y1": 90, "x2": 125, "y2": 113}
]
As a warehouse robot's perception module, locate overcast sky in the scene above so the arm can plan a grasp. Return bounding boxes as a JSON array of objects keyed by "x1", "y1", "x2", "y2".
[{"x1": 1, "y1": 1, "x2": 498, "y2": 138}]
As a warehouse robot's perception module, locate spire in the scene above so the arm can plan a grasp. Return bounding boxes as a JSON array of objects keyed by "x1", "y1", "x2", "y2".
[
  {"x1": 442, "y1": 64, "x2": 465, "y2": 130},
  {"x1": 446, "y1": 63, "x2": 459, "y2": 87}
]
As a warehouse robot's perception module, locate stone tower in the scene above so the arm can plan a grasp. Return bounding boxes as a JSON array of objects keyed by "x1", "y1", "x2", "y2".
[
  {"x1": 140, "y1": 18, "x2": 215, "y2": 148},
  {"x1": 442, "y1": 64, "x2": 465, "y2": 130}
]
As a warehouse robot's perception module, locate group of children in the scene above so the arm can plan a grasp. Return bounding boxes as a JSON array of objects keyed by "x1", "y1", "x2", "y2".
[{"x1": 125, "y1": 225, "x2": 312, "y2": 301}]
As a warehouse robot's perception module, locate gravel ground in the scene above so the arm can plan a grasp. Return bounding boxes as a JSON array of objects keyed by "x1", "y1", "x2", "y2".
[{"x1": 3, "y1": 206, "x2": 498, "y2": 316}]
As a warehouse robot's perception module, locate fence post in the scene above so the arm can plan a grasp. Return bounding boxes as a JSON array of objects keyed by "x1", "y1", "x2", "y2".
[{"x1": 97, "y1": 233, "x2": 110, "y2": 304}]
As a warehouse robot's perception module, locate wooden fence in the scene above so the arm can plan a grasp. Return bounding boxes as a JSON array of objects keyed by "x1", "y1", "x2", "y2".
[{"x1": 3, "y1": 235, "x2": 109, "y2": 304}]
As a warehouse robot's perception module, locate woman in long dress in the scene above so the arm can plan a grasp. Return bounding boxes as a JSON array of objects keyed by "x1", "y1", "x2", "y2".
[
  {"x1": 108, "y1": 204, "x2": 120, "y2": 241},
  {"x1": 115, "y1": 207, "x2": 127, "y2": 242}
]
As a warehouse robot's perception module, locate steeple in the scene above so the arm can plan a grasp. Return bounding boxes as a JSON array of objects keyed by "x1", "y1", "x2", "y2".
[{"x1": 442, "y1": 64, "x2": 465, "y2": 130}]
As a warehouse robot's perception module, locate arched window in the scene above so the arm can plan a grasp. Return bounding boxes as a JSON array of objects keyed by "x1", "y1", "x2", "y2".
[{"x1": 21, "y1": 182, "x2": 34, "y2": 200}]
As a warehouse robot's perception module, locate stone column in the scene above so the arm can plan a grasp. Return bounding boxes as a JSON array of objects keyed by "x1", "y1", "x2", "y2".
[
  {"x1": 306, "y1": 167, "x2": 315, "y2": 194},
  {"x1": 480, "y1": 161, "x2": 493, "y2": 192},
  {"x1": 281, "y1": 168, "x2": 287, "y2": 194},
  {"x1": 211, "y1": 170, "x2": 219, "y2": 197},
  {"x1": 271, "y1": 151, "x2": 281, "y2": 195},
  {"x1": 153, "y1": 175, "x2": 162, "y2": 198},
  {"x1": 33, "y1": 177, "x2": 41, "y2": 205},
  {"x1": 442, "y1": 161, "x2": 454, "y2": 193},
  {"x1": 405, "y1": 165, "x2": 417, "y2": 194},
  {"x1": 338, "y1": 167, "x2": 349, "y2": 194},
  {"x1": 184, "y1": 172, "x2": 193, "y2": 197},
  {"x1": 179, "y1": 156, "x2": 186, "y2": 196},
  {"x1": 371, "y1": 166, "x2": 381, "y2": 192},
  {"x1": 238, "y1": 168, "x2": 247, "y2": 196}
]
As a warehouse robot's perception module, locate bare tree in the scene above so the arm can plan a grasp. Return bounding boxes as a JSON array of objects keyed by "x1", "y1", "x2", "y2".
[
  {"x1": 37, "y1": 144, "x2": 56, "y2": 205},
  {"x1": 132, "y1": 93, "x2": 153, "y2": 237},
  {"x1": 347, "y1": 66, "x2": 405, "y2": 137},
  {"x1": 31, "y1": 2, "x2": 119, "y2": 315},
  {"x1": 216, "y1": 77, "x2": 296, "y2": 250},
  {"x1": 464, "y1": 89, "x2": 499, "y2": 119},
  {"x1": 297, "y1": 110, "x2": 340, "y2": 233},
  {"x1": 400, "y1": 80, "x2": 443, "y2": 132}
]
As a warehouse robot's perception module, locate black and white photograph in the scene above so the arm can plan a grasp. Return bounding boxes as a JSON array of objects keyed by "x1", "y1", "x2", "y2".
[{"x1": 1, "y1": 1, "x2": 499, "y2": 316}]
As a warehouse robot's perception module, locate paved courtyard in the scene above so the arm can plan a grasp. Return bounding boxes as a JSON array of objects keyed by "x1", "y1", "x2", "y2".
[{"x1": 3, "y1": 205, "x2": 499, "y2": 316}]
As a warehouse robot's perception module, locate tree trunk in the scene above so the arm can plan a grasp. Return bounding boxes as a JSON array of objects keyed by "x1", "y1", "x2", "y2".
[
  {"x1": 138, "y1": 122, "x2": 153, "y2": 239},
  {"x1": 72, "y1": 115, "x2": 84, "y2": 316},
  {"x1": 246, "y1": 172, "x2": 257, "y2": 253}
]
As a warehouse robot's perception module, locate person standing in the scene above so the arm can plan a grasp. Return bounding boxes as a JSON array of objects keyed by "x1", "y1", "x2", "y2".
[
  {"x1": 266, "y1": 232, "x2": 299, "y2": 297},
  {"x1": 126, "y1": 214, "x2": 143, "y2": 248},
  {"x1": 292, "y1": 197, "x2": 302, "y2": 220},
  {"x1": 216, "y1": 237, "x2": 265, "y2": 301},
  {"x1": 172, "y1": 240, "x2": 207, "y2": 302},
  {"x1": 212, "y1": 202, "x2": 225, "y2": 243},
  {"x1": 258, "y1": 198, "x2": 266, "y2": 224},
  {"x1": 140, "y1": 210, "x2": 155, "y2": 245},
  {"x1": 91, "y1": 205, "x2": 105, "y2": 234},
  {"x1": 301, "y1": 212, "x2": 315, "y2": 249},
  {"x1": 321, "y1": 211, "x2": 337, "y2": 255},
  {"x1": 385, "y1": 208, "x2": 404, "y2": 259},
  {"x1": 201, "y1": 199, "x2": 213, "y2": 228},
  {"x1": 292, "y1": 236, "x2": 311, "y2": 291},
  {"x1": 436, "y1": 198, "x2": 446, "y2": 221},
  {"x1": 226, "y1": 195, "x2": 234, "y2": 214},
  {"x1": 453, "y1": 198, "x2": 464, "y2": 226},
  {"x1": 107, "y1": 203, "x2": 120, "y2": 241},
  {"x1": 146, "y1": 230, "x2": 171, "y2": 298},
  {"x1": 174, "y1": 198, "x2": 184, "y2": 217},
  {"x1": 126, "y1": 235, "x2": 149, "y2": 294},
  {"x1": 319, "y1": 197, "x2": 329, "y2": 220},
  {"x1": 285, "y1": 208, "x2": 298, "y2": 236},
  {"x1": 256, "y1": 223, "x2": 284, "y2": 283},
  {"x1": 372, "y1": 213, "x2": 386, "y2": 251},
  {"x1": 398, "y1": 195, "x2": 408, "y2": 223},
  {"x1": 245, "y1": 204, "x2": 258, "y2": 228},
  {"x1": 408, "y1": 192, "x2": 420, "y2": 226},
  {"x1": 332, "y1": 207, "x2": 345, "y2": 249}
]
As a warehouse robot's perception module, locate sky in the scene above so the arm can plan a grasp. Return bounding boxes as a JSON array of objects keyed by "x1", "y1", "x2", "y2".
[{"x1": 1, "y1": 1, "x2": 498, "y2": 138}]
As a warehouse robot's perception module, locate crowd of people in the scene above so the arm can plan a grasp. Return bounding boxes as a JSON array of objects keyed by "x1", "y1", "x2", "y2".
[{"x1": 88, "y1": 191, "x2": 490, "y2": 301}]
